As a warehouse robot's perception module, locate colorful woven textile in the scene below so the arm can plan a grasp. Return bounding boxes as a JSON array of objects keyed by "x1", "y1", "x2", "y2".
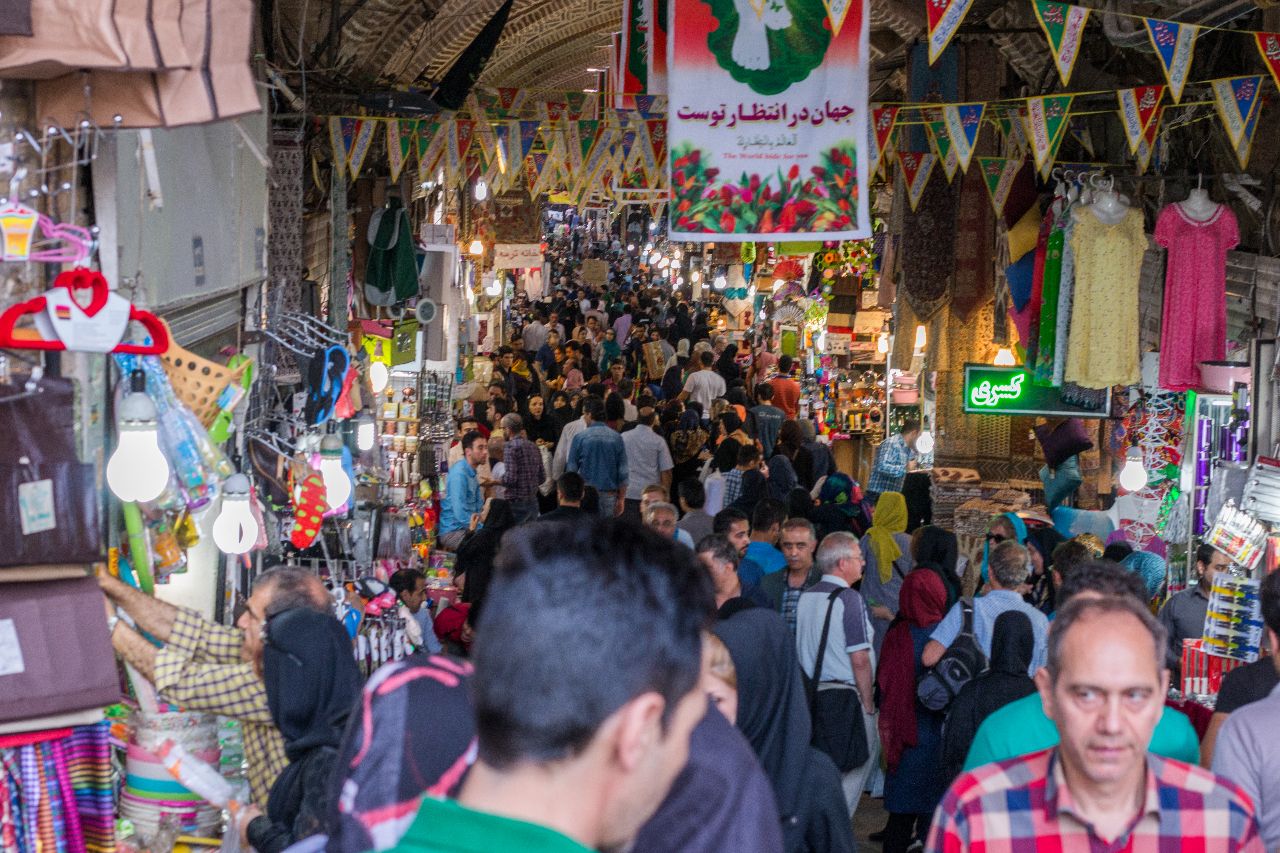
[{"x1": 0, "y1": 723, "x2": 114, "y2": 853}]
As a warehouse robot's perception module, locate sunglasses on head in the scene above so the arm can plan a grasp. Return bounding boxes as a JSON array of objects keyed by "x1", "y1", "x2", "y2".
[{"x1": 986, "y1": 532, "x2": 1009, "y2": 544}]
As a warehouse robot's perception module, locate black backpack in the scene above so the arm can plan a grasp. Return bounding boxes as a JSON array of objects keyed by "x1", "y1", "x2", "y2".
[{"x1": 916, "y1": 598, "x2": 987, "y2": 712}]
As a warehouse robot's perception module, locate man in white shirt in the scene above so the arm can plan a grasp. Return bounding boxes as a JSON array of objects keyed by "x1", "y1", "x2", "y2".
[
  {"x1": 622, "y1": 411, "x2": 674, "y2": 520},
  {"x1": 678, "y1": 351, "x2": 727, "y2": 417}
]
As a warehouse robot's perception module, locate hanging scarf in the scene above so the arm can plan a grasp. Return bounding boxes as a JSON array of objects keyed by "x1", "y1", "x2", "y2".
[
  {"x1": 866, "y1": 492, "x2": 908, "y2": 583},
  {"x1": 981, "y1": 512, "x2": 1028, "y2": 584},
  {"x1": 876, "y1": 570, "x2": 947, "y2": 771}
]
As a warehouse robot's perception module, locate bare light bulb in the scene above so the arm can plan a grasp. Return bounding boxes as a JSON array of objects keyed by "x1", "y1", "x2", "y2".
[
  {"x1": 474, "y1": 179, "x2": 488, "y2": 201},
  {"x1": 319, "y1": 434, "x2": 352, "y2": 510},
  {"x1": 369, "y1": 361, "x2": 390, "y2": 394},
  {"x1": 876, "y1": 333, "x2": 889, "y2": 354},
  {"x1": 1119, "y1": 446, "x2": 1148, "y2": 492},
  {"x1": 212, "y1": 473, "x2": 259, "y2": 555},
  {"x1": 713, "y1": 274, "x2": 727, "y2": 290},
  {"x1": 648, "y1": 251, "x2": 662, "y2": 265},
  {"x1": 993, "y1": 347, "x2": 1017, "y2": 366},
  {"x1": 469, "y1": 239, "x2": 484, "y2": 256},
  {"x1": 690, "y1": 270, "x2": 701, "y2": 283},
  {"x1": 106, "y1": 371, "x2": 170, "y2": 503},
  {"x1": 914, "y1": 325, "x2": 927, "y2": 351},
  {"x1": 915, "y1": 430, "x2": 935, "y2": 455}
]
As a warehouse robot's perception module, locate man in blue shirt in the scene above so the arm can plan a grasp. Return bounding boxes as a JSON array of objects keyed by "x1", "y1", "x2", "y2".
[
  {"x1": 568, "y1": 396, "x2": 628, "y2": 518},
  {"x1": 866, "y1": 419, "x2": 920, "y2": 503},
  {"x1": 748, "y1": 382, "x2": 785, "y2": 459},
  {"x1": 922, "y1": 539, "x2": 1050, "y2": 676},
  {"x1": 743, "y1": 499, "x2": 787, "y2": 579},
  {"x1": 439, "y1": 430, "x2": 488, "y2": 550}
]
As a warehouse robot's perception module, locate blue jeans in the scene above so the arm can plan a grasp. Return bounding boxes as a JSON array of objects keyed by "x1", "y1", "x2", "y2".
[{"x1": 510, "y1": 497, "x2": 539, "y2": 525}]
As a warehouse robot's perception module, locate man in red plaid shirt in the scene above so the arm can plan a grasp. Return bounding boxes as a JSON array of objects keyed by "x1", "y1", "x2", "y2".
[{"x1": 928, "y1": 593, "x2": 1262, "y2": 852}]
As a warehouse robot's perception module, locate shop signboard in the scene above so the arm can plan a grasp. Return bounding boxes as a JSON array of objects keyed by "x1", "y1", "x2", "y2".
[
  {"x1": 667, "y1": 0, "x2": 871, "y2": 241},
  {"x1": 493, "y1": 243, "x2": 543, "y2": 269},
  {"x1": 962, "y1": 364, "x2": 1109, "y2": 418}
]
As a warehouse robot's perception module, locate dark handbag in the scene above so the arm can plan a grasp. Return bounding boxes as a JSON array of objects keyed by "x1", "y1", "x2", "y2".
[
  {"x1": 916, "y1": 598, "x2": 987, "y2": 711},
  {"x1": 804, "y1": 589, "x2": 869, "y2": 772}
]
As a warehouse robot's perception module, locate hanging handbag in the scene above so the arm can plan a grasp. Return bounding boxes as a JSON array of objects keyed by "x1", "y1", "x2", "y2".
[
  {"x1": 803, "y1": 589, "x2": 870, "y2": 772},
  {"x1": 0, "y1": 456, "x2": 102, "y2": 567}
]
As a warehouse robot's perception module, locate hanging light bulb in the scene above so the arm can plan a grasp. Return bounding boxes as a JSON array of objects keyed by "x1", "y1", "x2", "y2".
[
  {"x1": 914, "y1": 325, "x2": 927, "y2": 352},
  {"x1": 915, "y1": 430, "x2": 936, "y2": 455},
  {"x1": 369, "y1": 361, "x2": 390, "y2": 394},
  {"x1": 690, "y1": 269, "x2": 701, "y2": 283},
  {"x1": 993, "y1": 347, "x2": 1017, "y2": 366},
  {"x1": 485, "y1": 275, "x2": 504, "y2": 297},
  {"x1": 212, "y1": 473, "x2": 259, "y2": 555},
  {"x1": 648, "y1": 250, "x2": 663, "y2": 265},
  {"x1": 676, "y1": 275, "x2": 685, "y2": 286},
  {"x1": 713, "y1": 273, "x2": 727, "y2": 290},
  {"x1": 106, "y1": 370, "x2": 170, "y2": 503},
  {"x1": 672, "y1": 248, "x2": 682, "y2": 260},
  {"x1": 469, "y1": 239, "x2": 484, "y2": 256},
  {"x1": 648, "y1": 220, "x2": 658, "y2": 231},
  {"x1": 356, "y1": 410, "x2": 376, "y2": 452},
  {"x1": 473, "y1": 178, "x2": 488, "y2": 201},
  {"x1": 627, "y1": 243, "x2": 635, "y2": 252},
  {"x1": 657, "y1": 256, "x2": 670, "y2": 269},
  {"x1": 644, "y1": 241, "x2": 654, "y2": 253},
  {"x1": 319, "y1": 432, "x2": 352, "y2": 510},
  {"x1": 876, "y1": 332, "x2": 889, "y2": 354},
  {"x1": 1119, "y1": 446, "x2": 1148, "y2": 492}
]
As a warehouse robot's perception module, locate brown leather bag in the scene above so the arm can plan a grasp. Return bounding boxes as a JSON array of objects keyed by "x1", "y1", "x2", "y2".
[
  {"x1": 34, "y1": 0, "x2": 257, "y2": 128},
  {"x1": 0, "y1": 0, "x2": 190, "y2": 79}
]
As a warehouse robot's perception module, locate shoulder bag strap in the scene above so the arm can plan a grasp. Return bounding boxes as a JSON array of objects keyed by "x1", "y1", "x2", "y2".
[
  {"x1": 960, "y1": 598, "x2": 975, "y2": 636},
  {"x1": 806, "y1": 589, "x2": 845, "y2": 709}
]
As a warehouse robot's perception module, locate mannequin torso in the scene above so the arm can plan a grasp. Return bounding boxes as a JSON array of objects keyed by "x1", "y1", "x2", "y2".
[
  {"x1": 1076, "y1": 190, "x2": 1129, "y2": 225},
  {"x1": 1178, "y1": 187, "x2": 1219, "y2": 222}
]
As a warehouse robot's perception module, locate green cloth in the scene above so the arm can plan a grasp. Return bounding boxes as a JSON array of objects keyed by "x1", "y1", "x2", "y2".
[
  {"x1": 395, "y1": 796, "x2": 595, "y2": 853},
  {"x1": 962, "y1": 691, "x2": 1201, "y2": 772},
  {"x1": 1033, "y1": 225, "x2": 1064, "y2": 385},
  {"x1": 365, "y1": 197, "x2": 419, "y2": 306}
]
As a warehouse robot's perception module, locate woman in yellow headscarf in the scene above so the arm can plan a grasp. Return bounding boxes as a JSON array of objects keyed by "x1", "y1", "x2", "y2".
[{"x1": 860, "y1": 491, "x2": 912, "y2": 655}]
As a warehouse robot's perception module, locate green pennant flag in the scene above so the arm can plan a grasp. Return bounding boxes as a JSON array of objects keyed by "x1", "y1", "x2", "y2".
[
  {"x1": 925, "y1": 119, "x2": 959, "y2": 183},
  {"x1": 976, "y1": 156, "x2": 1023, "y2": 217},
  {"x1": 566, "y1": 91, "x2": 589, "y2": 122},
  {"x1": 1023, "y1": 94, "x2": 1073, "y2": 175},
  {"x1": 578, "y1": 120, "x2": 600, "y2": 161},
  {"x1": 1032, "y1": 1, "x2": 1091, "y2": 86}
]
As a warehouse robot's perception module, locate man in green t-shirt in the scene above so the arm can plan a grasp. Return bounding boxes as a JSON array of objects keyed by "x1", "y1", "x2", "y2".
[
  {"x1": 397, "y1": 517, "x2": 713, "y2": 853},
  {"x1": 962, "y1": 560, "x2": 1200, "y2": 774}
]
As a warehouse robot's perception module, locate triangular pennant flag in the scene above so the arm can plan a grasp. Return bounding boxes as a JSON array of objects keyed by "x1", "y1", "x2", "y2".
[
  {"x1": 1256, "y1": 33, "x2": 1280, "y2": 93},
  {"x1": 578, "y1": 120, "x2": 601, "y2": 162},
  {"x1": 1023, "y1": 95, "x2": 1073, "y2": 175},
  {"x1": 443, "y1": 117, "x2": 462, "y2": 186},
  {"x1": 1233, "y1": 98, "x2": 1261, "y2": 169},
  {"x1": 455, "y1": 119, "x2": 476, "y2": 160},
  {"x1": 544, "y1": 100, "x2": 568, "y2": 125},
  {"x1": 347, "y1": 119, "x2": 378, "y2": 181},
  {"x1": 646, "y1": 119, "x2": 668, "y2": 171},
  {"x1": 635, "y1": 94, "x2": 658, "y2": 118},
  {"x1": 493, "y1": 124, "x2": 511, "y2": 177},
  {"x1": 387, "y1": 119, "x2": 418, "y2": 183},
  {"x1": 1135, "y1": 106, "x2": 1164, "y2": 174},
  {"x1": 518, "y1": 121, "x2": 540, "y2": 161},
  {"x1": 925, "y1": 119, "x2": 959, "y2": 183},
  {"x1": 530, "y1": 151, "x2": 552, "y2": 196},
  {"x1": 927, "y1": 0, "x2": 975, "y2": 64},
  {"x1": 1211, "y1": 75, "x2": 1264, "y2": 150},
  {"x1": 976, "y1": 156, "x2": 1024, "y2": 218},
  {"x1": 871, "y1": 105, "x2": 899, "y2": 176},
  {"x1": 1116, "y1": 86, "x2": 1165, "y2": 154},
  {"x1": 329, "y1": 117, "x2": 348, "y2": 178},
  {"x1": 1144, "y1": 19, "x2": 1198, "y2": 103},
  {"x1": 1031, "y1": 1, "x2": 1091, "y2": 86},
  {"x1": 942, "y1": 102, "x2": 985, "y2": 172},
  {"x1": 997, "y1": 109, "x2": 1029, "y2": 156},
  {"x1": 496, "y1": 87, "x2": 526, "y2": 116},
  {"x1": 417, "y1": 120, "x2": 446, "y2": 183},
  {"x1": 899, "y1": 151, "x2": 937, "y2": 212},
  {"x1": 823, "y1": 0, "x2": 854, "y2": 36},
  {"x1": 566, "y1": 91, "x2": 589, "y2": 123},
  {"x1": 868, "y1": 119, "x2": 882, "y2": 180},
  {"x1": 1068, "y1": 117, "x2": 1094, "y2": 158}
]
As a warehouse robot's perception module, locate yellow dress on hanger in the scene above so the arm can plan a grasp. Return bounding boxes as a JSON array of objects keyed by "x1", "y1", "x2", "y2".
[{"x1": 1063, "y1": 206, "x2": 1145, "y2": 389}]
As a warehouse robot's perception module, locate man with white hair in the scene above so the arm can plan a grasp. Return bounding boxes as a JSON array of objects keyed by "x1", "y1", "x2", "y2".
[
  {"x1": 644, "y1": 500, "x2": 694, "y2": 549},
  {"x1": 795, "y1": 531, "x2": 879, "y2": 817}
]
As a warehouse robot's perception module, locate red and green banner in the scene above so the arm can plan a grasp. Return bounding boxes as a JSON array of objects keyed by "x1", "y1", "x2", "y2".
[
  {"x1": 1032, "y1": 0, "x2": 1090, "y2": 86},
  {"x1": 927, "y1": 0, "x2": 975, "y2": 63},
  {"x1": 619, "y1": 0, "x2": 649, "y2": 106},
  {"x1": 870, "y1": 104, "x2": 898, "y2": 176},
  {"x1": 647, "y1": 0, "x2": 669, "y2": 94},
  {"x1": 667, "y1": 0, "x2": 871, "y2": 239}
]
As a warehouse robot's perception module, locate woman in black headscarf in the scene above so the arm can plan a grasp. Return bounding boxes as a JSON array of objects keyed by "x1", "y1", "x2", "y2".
[
  {"x1": 522, "y1": 393, "x2": 562, "y2": 447},
  {"x1": 455, "y1": 498, "x2": 517, "y2": 627},
  {"x1": 716, "y1": 343, "x2": 742, "y2": 384},
  {"x1": 910, "y1": 525, "x2": 963, "y2": 609},
  {"x1": 242, "y1": 608, "x2": 363, "y2": 853},
  {"x1": 714, "y1": 609, "x2": 855, "y2": 853},
  {"x1": 940, "y1": 610, "x2": 1038, "y2": 784},
  {"x1": 1025, "y1": 526, "x2": 1066, "y2": 615}
]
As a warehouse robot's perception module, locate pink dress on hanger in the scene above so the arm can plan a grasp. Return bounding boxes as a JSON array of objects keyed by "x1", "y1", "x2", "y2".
[{"x1": 1153, "y1": 203, "x2": 1239, "y2": 392}]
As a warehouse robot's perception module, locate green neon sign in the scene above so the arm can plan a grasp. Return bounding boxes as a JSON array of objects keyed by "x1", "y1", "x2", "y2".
[{"x1": 962, "y1": 364, "x2": 1110, "y2": 418}]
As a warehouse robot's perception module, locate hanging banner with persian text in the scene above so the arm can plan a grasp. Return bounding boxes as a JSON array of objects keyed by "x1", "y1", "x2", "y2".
[{"x1": 667, "y1": 0, "x2": 870, "y2": 241}]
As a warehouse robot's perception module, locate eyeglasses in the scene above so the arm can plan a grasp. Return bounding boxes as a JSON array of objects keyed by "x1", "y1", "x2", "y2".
[{"x1": 986, "y1": 533, "x2": 1009, "y2": 544}]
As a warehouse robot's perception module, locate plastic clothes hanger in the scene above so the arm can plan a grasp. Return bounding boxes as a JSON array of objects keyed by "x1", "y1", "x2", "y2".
[{"x1": 0, "y1": 268, "x2": 169, "y2": 354}]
